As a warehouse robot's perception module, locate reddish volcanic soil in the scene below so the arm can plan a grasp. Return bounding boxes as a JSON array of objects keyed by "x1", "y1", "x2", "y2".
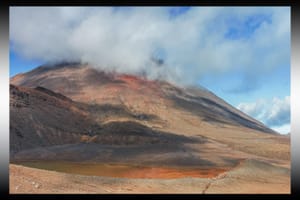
[
  {"x1": 10, "y1": 159, "x2": 290, "y2": 194},
  {"x1": 14, "y1": 161, "x2": 229, "y2": 179},
  {"x1": 115, "y1": 74, "x2": 162, "y2": 92},
  {"x1": 122, "y1": 167, "x2": 228, "y2": 179}
]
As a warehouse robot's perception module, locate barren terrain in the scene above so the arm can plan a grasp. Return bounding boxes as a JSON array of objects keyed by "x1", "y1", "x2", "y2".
[
  {"x1": 10, "y1": 63, "x2": 290, "y2": 194},
  {"x1": 10, "y1": 158, "x2": 290, "y2": 194}
]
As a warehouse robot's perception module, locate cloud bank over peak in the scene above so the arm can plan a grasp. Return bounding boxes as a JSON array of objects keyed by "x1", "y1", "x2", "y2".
[{"x1": 10, "y1": 7, "x2": 290, "y2": 86}]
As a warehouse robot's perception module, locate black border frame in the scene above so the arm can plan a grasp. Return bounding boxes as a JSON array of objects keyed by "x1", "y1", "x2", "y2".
[{"x1": 1, "y1": 0, "x2": 297, "y2": 199}]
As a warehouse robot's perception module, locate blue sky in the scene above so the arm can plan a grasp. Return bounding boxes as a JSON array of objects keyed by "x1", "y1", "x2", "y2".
[
  {"x1": 9, "y1": 7, "x2": 290, "y2": 134},
  {"x1": 10, "y1": 49, "x2": 42, "y2": 76}
]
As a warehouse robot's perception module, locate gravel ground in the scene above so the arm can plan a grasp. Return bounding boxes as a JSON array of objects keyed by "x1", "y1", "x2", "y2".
[{"x1": 10, "y1": 159, "x2": 290, "y2": 194}]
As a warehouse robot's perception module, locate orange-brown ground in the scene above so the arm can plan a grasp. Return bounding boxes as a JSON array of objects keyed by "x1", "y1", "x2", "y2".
[
  {"x1": 10, "y1": 159, "x2": 290, "y2": 194},
  {"x1": 123, "y1": 167, "x2": 228, "y2": 179},
  {"x1": 13, "y1": 161, "x2": 229, "y2": 179}
]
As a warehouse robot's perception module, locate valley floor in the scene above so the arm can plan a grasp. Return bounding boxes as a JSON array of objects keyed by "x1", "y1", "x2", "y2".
[{"x1": 10, "y1": 158, "x2": 290, "y2": 194}]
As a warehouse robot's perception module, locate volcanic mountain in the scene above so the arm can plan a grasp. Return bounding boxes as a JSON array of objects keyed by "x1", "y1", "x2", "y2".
[
  {"x1": 11, "y1": 62, "x2": 275, "y2": 132},
  {"x1": 10, "y1": 63, "x2": 290, "y2": 193}
]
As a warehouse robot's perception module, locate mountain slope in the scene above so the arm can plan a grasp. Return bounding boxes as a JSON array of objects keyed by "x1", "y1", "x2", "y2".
[
  {"x1": 10, "y1": 63, "x2": 290, "y2": 166},
  {"x1": 11, "y1": 63, "x2": 275, "y2": 134},
  {"x1": 10, "y1": 84, "x2": 198, "y2": 155}
]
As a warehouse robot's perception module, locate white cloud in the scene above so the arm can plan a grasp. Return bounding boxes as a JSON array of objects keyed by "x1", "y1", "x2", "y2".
[
  {"x1": 237, "y1": 96, "x2": 290, "y2": 134},
  {"x1": 9, "y1": 7, "x2": 290, "y2": 86},
  {"x1": 236, "y1": 99, "x2": 266, "y2": 118},
  {"x1": 271, "y1": 124, "x2": 290, "y2": 135},
  {"x1": 265, "y1": 96, "x2": 290, "y2": 126}
]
